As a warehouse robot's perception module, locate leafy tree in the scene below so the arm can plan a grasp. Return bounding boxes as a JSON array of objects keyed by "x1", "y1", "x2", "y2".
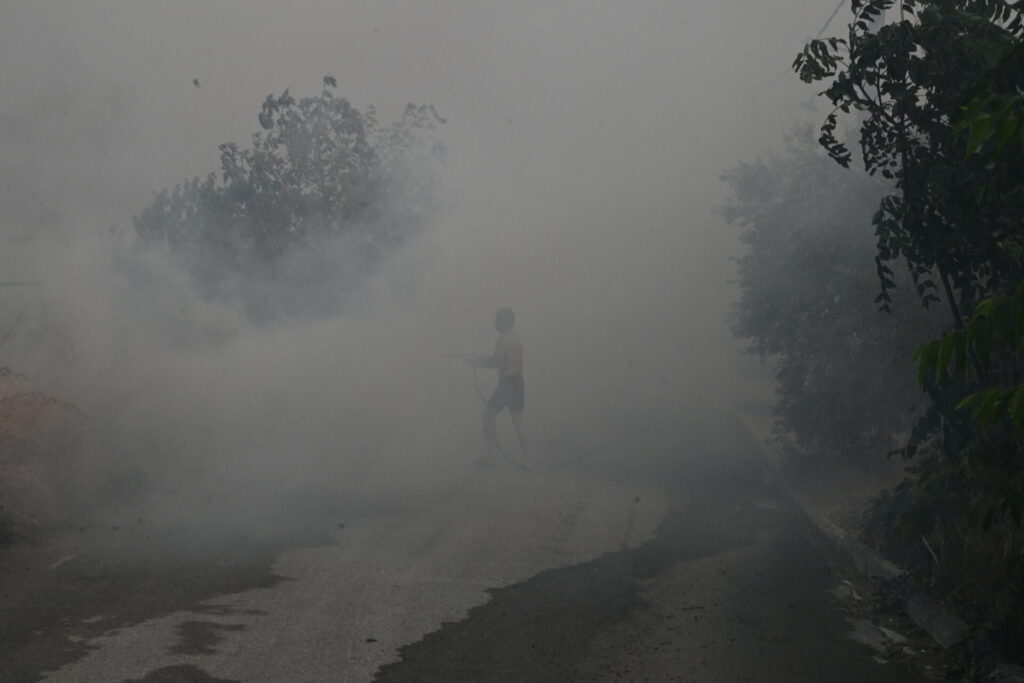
[
  {"x1": 134, "y1": 77, "x2": 442, "y2": 319},
  {"x1": 794, "y1": 0, "x2": 1023, "y2": 320},
  {"x1": 911, "y1": 86, "x2": 1024, "y2": 522},
  {"x1": 795, "y1": 0, "x2": 1024, "y2": 512},
  {"x1": 724, "y1": 128, "x2": 940, "y2": 462},
  {"x1": 796, "y1": 0, "x2": 1024, "y2": 649}
]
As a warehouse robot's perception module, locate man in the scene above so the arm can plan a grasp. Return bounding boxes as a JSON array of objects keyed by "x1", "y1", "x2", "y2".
[{"x1": 471, "y1": 307, "x2": 527, "y2": 465}]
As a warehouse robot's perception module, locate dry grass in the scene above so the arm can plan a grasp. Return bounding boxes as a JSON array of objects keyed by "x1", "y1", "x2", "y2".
[{"x1": 0, "y1": 368, "x2": 85, "y2": 535}]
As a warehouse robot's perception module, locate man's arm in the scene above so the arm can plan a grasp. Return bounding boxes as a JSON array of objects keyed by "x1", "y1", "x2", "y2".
[
  {"x1": 444, "y1": 339, "x2": 501, "y2": 368},
  {"x1": 472, "y1": 336, "x2": 503, "y2": 369}
]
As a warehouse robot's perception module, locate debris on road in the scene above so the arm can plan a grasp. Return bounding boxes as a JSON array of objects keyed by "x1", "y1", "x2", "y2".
[{"x1": 49, "y1": 553, "x2": 78, "y2": 570}]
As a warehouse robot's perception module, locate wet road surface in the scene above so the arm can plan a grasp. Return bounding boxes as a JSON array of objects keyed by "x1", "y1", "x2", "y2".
[{"x1": 1, "y1": 420, "x2": 919, "y2": 682}]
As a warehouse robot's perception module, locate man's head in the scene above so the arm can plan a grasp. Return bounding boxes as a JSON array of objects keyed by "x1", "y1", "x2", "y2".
[{"x1": 495, "y1": 307, "x2": 515, "y2": 332}]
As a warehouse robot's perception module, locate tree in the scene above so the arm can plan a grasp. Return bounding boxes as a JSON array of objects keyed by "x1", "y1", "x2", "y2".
[
  {"x1": 134, "y1": 76, "x2": 442, "y2": 319},
  {"x1": 796, "y1": 1, "x2": 1024, "y2": 648},
  {"x1": 794, "y1": 0, "x2": 1023, "y2": 320},
  {"x1": 724, "y1": 127, "x2": 940, "y2": 463}
]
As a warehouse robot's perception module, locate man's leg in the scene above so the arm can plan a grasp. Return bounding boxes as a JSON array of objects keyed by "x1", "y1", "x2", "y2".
[{"x1": 510, "y1": 410, "x2": 528, "y2": 463}]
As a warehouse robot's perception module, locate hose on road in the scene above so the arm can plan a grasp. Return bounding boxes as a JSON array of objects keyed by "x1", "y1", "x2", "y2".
[{"x1": 463, "y1": 362, "x2": 587, "y2": 474}]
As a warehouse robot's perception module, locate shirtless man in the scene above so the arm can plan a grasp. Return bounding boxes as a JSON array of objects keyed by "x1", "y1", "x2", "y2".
[{"x1": 472, "y1": 307, "x2": 527, "y2": 465}]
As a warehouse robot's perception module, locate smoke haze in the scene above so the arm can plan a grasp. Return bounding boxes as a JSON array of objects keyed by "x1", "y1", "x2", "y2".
[{"x1": 0, "y1": 1, "x2": 830, "y2": 526}]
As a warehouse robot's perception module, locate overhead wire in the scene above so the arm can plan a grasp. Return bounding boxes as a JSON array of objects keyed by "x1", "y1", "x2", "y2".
[
  {"x1": 775, "y1": 0, "x2": 849, "y2": 83},
  {"x1": 816, "y1": 0, "x2": 848, "y2": 40}
]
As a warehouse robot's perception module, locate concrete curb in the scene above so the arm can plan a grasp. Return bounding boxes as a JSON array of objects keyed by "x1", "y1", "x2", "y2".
[{"x1": 736, "y1": 411, "x2": 973, "y2": 653}]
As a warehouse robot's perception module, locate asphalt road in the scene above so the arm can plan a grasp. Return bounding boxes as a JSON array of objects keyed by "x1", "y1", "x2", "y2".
[{"x1": 1, "y1": 419, "x2": 920, "y2": 682}]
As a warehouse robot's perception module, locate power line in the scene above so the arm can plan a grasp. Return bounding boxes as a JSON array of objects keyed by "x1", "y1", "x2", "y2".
[
  {"x1": 777, "y1": 0, "x2": 848, "y2": 81},
  {"x1": 816, "y1": 0, "x2": 847, "y2": 39}
]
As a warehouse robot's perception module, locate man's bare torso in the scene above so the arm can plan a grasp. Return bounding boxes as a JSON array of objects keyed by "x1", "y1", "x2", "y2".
[{"x1": 495, "y1": 329, "x2": 523, "y2": 378}]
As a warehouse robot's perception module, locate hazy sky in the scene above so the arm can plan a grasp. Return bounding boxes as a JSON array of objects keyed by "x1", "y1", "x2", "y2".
[{"x1": 1, "y1": 1, "x2": 829, "y2": 236}]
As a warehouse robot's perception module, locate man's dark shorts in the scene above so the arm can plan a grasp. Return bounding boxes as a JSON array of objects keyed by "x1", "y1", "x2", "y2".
[{"x1": 488, "y1": 375, "x2": 525, "y2": 414}]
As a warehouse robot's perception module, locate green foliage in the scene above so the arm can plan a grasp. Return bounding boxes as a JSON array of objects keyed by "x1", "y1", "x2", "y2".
[
  {"x1": 915, "y1": 88, "x2": 1024, "y2": 446},
  {"x1": 724, "y1": 127, "x2": 940, "y2": 459},
  {"x1": 795, "y1": 0, "x2": 1024, "y2": 314},
  {"x1": 916, "y1": 286, "x2": 1023, "y2": 383},
  {"x1": 911, "y1": 84, "x2": 1024, "y2": 439},
  {"x1": 134, "y1": 77, "x2": 442, "y2": 318},
  {"x1": 956, "y1": 72, "x2": 1024, "y2": 225},
  {"x1": 798, "y1": 0, "x2": 1024, "y2": 498},
  {"x1": 796, "y1": 2, "x2": 1024, "y2": 641}
]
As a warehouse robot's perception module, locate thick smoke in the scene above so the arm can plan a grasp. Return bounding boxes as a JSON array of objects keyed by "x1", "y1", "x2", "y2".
[{"x1": 0, "y1": 1, "x2": 831, "y2": 530}]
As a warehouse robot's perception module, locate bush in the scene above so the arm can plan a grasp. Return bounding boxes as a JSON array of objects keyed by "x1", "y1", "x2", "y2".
[
  {"x1": 723, "y1": 127, "x2": 941, "y2": 462},
  {"x1": 134, "y1": 77, "x2": 443, "y2": 320}
]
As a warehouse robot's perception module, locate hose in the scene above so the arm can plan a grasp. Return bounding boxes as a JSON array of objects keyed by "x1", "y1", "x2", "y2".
[
  {"x1": 465, "y1": 363, "x2": 587, "y2": 474},
  {"x1": 469, "y1": 363, "x2": 528, "y2": 470}
]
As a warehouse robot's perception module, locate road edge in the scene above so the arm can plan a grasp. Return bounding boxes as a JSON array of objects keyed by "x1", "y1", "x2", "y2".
[
  {"x1": 736, "y1": 416, "x2": 966, "y2": 621},
  {"x1": 736, "y1": 410, "x2": 1024, "y2": 683}
]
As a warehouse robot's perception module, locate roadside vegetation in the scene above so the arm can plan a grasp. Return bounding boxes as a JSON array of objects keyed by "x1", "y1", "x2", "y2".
[
  {"x1": 0, "y1": 77, "x2": 441, "y2": 535},
  {"x1": 728, "y1": 0, "x2": 1024, "y2": 670},
  {"x1": 723, "y1": 127, "x2": 943, "y2": 467},
  {"x1": 0, "y1": 369, "x2": 85, "y2": 538},
  {"x1": 134, "y1": 76, "x2": 442, "y2": 322}
]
